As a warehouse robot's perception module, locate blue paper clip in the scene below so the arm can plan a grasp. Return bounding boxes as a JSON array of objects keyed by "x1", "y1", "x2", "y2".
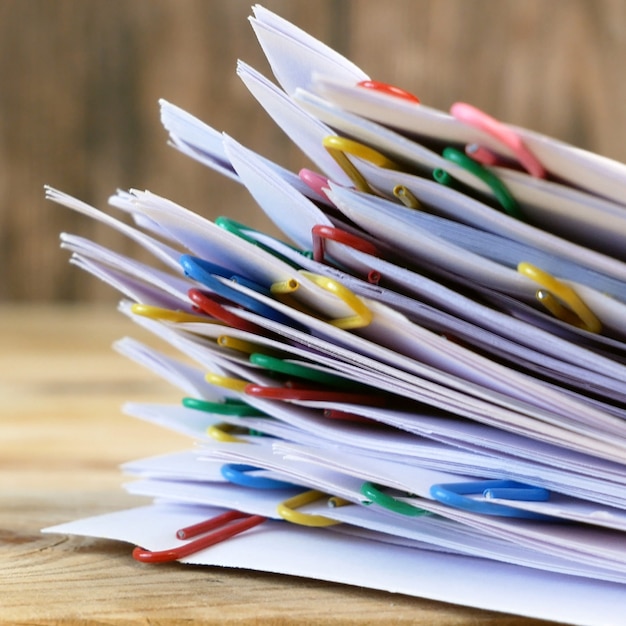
[
  {"x1": 180, "y1": 254, "x2": 298, "y2": 328},
  {"x1": 180, "y1": 254, "x2": 268, "y2": 293},
  {"x1": 429, "y1": 479, "x2": 554, "y2": 520},
  {"x1": 220, "y1": 463, "x2": 295, "y2": 490}
]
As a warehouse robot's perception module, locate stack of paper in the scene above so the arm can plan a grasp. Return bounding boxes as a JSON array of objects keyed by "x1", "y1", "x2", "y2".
[{"x1": 44, "y1": 6, "x2": 626, "y2": 624}]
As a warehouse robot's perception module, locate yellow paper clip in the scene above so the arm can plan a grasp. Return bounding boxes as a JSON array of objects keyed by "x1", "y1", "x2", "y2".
[
  {"x1": 277, "y1": 490, "x2": 340, "y2": 527},
  {"x1": 217, "y1": 335, "x2": 261, "y2": 355},
  {"x1": 269, "y1": 275, "x2": 329, "y2": 319},
  {"x1": 207, "y1": 422, "x2": 248, "y2": 444},
  {"x1": 270, "y1": 278, "x2": 300, "y2": 295},
  {"x1": 300, "y1": 271, "x2": 373, "y2": 330},
  {"x1": 393, "y1": 184, "x2": 421, "y2": 209},
  {"x1": 130, "y1": 303, "x2": 213, "y2": 324},
  {"x1": 518, "y1": 262, "x2": 602, "y2": 334},
  {"x1": 205, "y1": 371, "x2": 249, "y2": 393},
  {"x1": 328, "y1": 496, "x2": 352, "y2": 508},
  {"x1": 322, "y1": 135, "x2": 398, "y2": 194}
]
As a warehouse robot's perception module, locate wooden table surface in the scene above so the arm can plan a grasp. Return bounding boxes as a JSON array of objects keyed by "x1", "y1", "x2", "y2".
[{"x1": 0, "y1": 305, "x2": 552, "y2": 625}]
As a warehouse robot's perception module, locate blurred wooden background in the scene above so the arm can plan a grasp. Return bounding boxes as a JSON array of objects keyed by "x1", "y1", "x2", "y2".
[{"x1": 1, "y1": 0, "x2": 625, "y2": 302}]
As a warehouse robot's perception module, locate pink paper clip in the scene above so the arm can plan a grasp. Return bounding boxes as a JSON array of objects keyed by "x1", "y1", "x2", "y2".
[
  {"x1": 450, "y1": 102, "x2": 547, "y2": 179},
  {"x1": 132, "y1": 510, "x2": 267, "y2": 563},
  {"x1": 357, "y1": 80, "x2": 420, "y2": 104},
  {"x1": 299, "y1": 168, "x2": 332, "y2": 204}
]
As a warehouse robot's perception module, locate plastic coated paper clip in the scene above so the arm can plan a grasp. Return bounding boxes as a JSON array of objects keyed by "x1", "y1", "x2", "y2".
[
  {"x1": 132, "y1": 510, "x2": 267, "y2": 563},
  {"x1": 220, "y1": 463, "x2": 295, "y2": 490},
  {"x1": 518, "y1": 262, "x2": 602, "y2": 334},
  {"x1": 360, "y1": 482, "x2": 428, "y2": 517},
  {"x1": 182, "y1": 396, "x2": 266, "y2": 417},
  {"x1": 276, "y1": 490, "x2": 340, "y2": 527},
  {"x1": 450, "y1": 102, "x2": 547, "y2": 179},
  {"x1": 311, "y1": 224, "x2": 381, "y2": 284},
  {"x1": 299, "y1": 271, "x2": 373, "y2": 330},
  {"x1": 356, "y1": 80, "x2": 420, "y2": 104},
  {"x1": 322, "y1": 135, "x2": 398, "y2": 194},
  {"x1": 430, "y1": 479, "x2": 554, "y2": 520},
  {"x1": 441, "y1": 146, "x2": 523, "y2": 220}
]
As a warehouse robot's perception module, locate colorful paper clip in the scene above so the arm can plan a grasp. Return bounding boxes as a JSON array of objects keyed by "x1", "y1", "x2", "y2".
[
  {"x1": 393, "y1": 184, "x2": 421, "y2": 209},
  {"x1": 206, "y1": 422, "x2": 251, "y2": 443},
  {"x1": 182, "y1": 396, "x2": 265, "y2": 417},
  {"x1": 311, "y1": 224, "x2": 379, "y2": 262},
  {"x1": 323, "y1": 408, "x2": 377, "y2": 425},
  {"x1": 432, "y1": 167, "x2": 474, "y2": 196},
  {"x1": 311, "y1": 224, "x2": 381, "y2": 284},
  {"x1": 299, "y1": 168, "x2": 332, "y2": 204},
  {"x1": 450, "y1": 102, "x2": 547, "y2": 179},
  {"x1": 216, "y1": 335, "x2": 264, "y2": 355},
  {"x1": 215, "y1": 216, "x2": 302, "y2": 268},
  {"x1": 322, "y1": 135, "x2": 398, "y2": 193},
  {"x1": 132, "y1": 510, "x2": 267, "y2": 563},
  {"x1": 269, "y1": 277, "x2": 300, "y2": 296},
  {"x1": 518, "y1": 262, "x2": 602, "y2": 334},
  {"x1": 360, "y1": 482, "x2": 428, "y2": 517},
  {"x1": 220, "y1": 463, "x2": 294, "y2": 490},
  {"x1": 182, "y1": 255, "x2": 270, "y2": 296},
  {"x1": 276, "y1": 490, "x2": 340, "y2": 527},
  {"x1": 205, "y1": 371, "x2": 249, "y2": 393},
  {"x1": 205, "y1": 372, "x2": 262, "y2": 443},
  {"x1": 465, "y1": 143, "x2": 524, "y2": 171},
  {"x1": 299, "y1": 271, "x2": 373, "y2": 330},
  {"x1": 249, "y1": 352, "x2": 361, "y2": 389},
  {"x1": 130, "y1": 303, "x2": 213, "y2": 324},
  {"x1": 181, "y1": 255, "x2": 297, "y2": 328},
  {"x1": 429, "y1": 479, "x2": 554, "y2": 520},
  {"x1": 244, "y1": 383, "x2": 386, "y2": 405},
  {"x1": 441, "y1": 147, "x2": 523, "y2": 220},
  {"x1": 188, "y1": 288, "x2": 263, "y2": 334},
  {"x1": 356, "y1": 80, "x2": 420, "y2": 104}
]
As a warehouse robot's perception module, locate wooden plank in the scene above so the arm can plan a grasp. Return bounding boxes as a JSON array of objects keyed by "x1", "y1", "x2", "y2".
[{"x1": 0, "y1": 305, "x2": 547, "y2": 624}]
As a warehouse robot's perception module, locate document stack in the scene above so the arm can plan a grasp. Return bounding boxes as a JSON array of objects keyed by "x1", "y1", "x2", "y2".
[{"x1": 44, "y1": 6, "x2": 626, "y2": 624}]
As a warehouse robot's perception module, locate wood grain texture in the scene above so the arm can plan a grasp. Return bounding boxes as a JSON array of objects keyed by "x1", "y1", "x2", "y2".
[
  {"x1": 0, "y1": 305, "x2": 553, "y2": 625},
  {"x1": 1, "y1": 0, "x2": 625, "y2": 303}
]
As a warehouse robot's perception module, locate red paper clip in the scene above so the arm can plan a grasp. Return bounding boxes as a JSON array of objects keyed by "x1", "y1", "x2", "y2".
[
  {"x1": 132, "y1": 510, "x2": 267, "y2": 564},
  {"x1": 323, "y1": 408, "x2": 377, "y2": 424},
  {"x1": 312, "y1": 225, "x2": 378, "y2": 261},
  {"x1": 311, "y1": 225, "x2": 381, "y2": 284},
  {"x1": 188, "y1": 288, "x2": 262, "y2": 334},
  {"x1": 357, "y1": 80, "x2": 420, "y2": 104},
  {"x1": 245, "y1": 383, "x2": 386, "y2": 406}
]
